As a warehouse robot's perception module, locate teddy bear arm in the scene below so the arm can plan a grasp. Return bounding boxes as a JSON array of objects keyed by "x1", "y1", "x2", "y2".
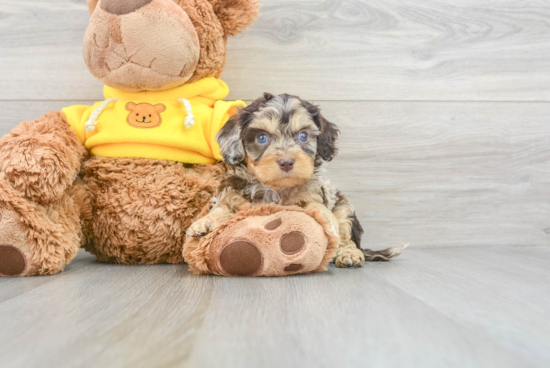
[{"x1": 0, "y1": 111, "x2": 87, "y2": 205}]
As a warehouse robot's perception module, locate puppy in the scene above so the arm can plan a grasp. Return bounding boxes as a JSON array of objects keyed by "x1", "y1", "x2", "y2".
[{"x1": 187, "y1": 93, "x2": 406, "y2": 267}]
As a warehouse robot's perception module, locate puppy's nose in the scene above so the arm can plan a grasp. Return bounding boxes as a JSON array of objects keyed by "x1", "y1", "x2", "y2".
[
  {"x1": 278, "y1": 158, "x2": 295, "y2": 172},
  {"x1": 101, "y1": 0, "x2": 154, "y2": 15}
]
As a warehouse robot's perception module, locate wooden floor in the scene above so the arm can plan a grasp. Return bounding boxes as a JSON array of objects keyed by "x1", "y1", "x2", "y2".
[
  {"x1": 0, "y1": 247, "x2": 549, "y2": 368},
  {"x1": 0, "y1": 0, "x2": 549, "y2": 367}
]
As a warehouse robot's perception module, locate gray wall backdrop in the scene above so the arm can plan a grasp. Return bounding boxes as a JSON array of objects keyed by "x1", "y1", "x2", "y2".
[{"x1": 1, "y1": 0, "x2": 549, "y2": 248}]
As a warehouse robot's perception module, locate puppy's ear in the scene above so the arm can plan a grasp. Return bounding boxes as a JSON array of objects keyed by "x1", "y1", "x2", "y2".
[
  {"x1": 317, "y1": 114, "x2": 340, "y2": 162},
  {"x1": 210, "y1": 0, "x2": 260, "y2": 37},
  {"x1": 217, "y1": 94, "x2": 271, "y2": 164},
  {"x1": 301, "y1": 100, "x2": 340, "y2": 161},
  {"x1": 217, "y1": 113, "x2": 246, "y2": 165}
]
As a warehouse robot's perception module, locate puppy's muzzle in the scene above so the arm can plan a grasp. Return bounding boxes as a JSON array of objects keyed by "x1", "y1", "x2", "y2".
[{"x1": 278, "y1": 158, "x2": 295, "y2": 172}]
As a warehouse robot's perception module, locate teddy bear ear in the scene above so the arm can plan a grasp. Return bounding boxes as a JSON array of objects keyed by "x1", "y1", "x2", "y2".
[
  {"x1": 88, "y1": 0, "x2": 100, "y2": 15},
  {"x1": 210, "y1": 0, "x2": 260, "y2": 37},
  {"x1": 154, "y1": 104, "x2": 167, "y2": 113}
]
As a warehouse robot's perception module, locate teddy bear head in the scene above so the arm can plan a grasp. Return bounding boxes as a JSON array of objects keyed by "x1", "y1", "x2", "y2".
[{"x1": 85, "y1": 0, "x2": 259, "y2": 92}]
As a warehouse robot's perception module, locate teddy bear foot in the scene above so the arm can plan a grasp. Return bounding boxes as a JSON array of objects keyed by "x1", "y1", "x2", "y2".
[
  {"x1": 0, "y1": 206, "x2": 33, "y2": 277},
  {"x1": 183, "y1": 205, "x2": 340, "y2": 276},
  {"x1": 0, "y1": 177, "x2": 84, "y2": 277}
]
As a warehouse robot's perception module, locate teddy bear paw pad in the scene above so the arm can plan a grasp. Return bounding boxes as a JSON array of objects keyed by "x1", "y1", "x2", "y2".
[
  {"x1": 219, "y1": 241, "x2": 263, "y2": 276},
  {"x1": 284, "y1": 264, "x2": 304, "y2": 272},
  {"x1": 264, "y1": 218, "x2": 282, "y2": 230},
  {"x1": 280, "y1": 232, "x2": 306, "y2": 255},
  {"x1": 0, "y1": 245, "x2": 27, "y2": 276},
  {"x1": 0, "y1": 206, "x2": 35, "y2": 277}
]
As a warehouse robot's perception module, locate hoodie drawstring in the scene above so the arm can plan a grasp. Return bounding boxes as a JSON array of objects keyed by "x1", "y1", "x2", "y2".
[
  {"x1": 177, "y1": 98, "x2": 196, "y2": 130},
  {"x1": 84, "y1": 98, "x2": 118, "y2": 132}
]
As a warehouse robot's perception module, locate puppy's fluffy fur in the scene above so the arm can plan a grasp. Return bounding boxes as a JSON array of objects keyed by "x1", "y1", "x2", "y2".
[{"x1": 187, "y1": 93, "x2": 406, "y2": 267}]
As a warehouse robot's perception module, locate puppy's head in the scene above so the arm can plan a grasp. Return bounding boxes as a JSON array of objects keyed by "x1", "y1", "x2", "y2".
[{"x1": 217, "y1": 93, "x2": 339, "y2": 189}]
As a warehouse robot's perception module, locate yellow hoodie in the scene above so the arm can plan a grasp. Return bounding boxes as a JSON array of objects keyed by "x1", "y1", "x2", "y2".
[{"x1": 62, "y1": 77, "x2": 245, "y2": 165}]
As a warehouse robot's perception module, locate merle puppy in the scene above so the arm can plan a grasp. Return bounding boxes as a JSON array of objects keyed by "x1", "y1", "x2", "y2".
[{"x1": 186, "y1": 93, "x2": 406, "y2": 267}]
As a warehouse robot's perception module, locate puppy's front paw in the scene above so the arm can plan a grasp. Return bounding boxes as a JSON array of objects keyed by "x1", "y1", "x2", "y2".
[
  {"x1": 186, "y1": 217, "x2": 219, "y2": 237},
  {"x1": 335, "y1": 247, "x2": 365, "y2": 268}
]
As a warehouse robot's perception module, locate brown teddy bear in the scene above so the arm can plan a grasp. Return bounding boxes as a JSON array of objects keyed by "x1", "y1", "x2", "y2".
[{"x1": 0, "y1": 0, "x2": 339, "y2": 277}]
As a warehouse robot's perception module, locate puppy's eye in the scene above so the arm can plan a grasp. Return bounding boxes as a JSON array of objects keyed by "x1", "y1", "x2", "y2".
[
  {"x1": 299, "y1": 132, "x2": 309, "y2": 142},
  {"x1": 257, "y1": 134, "x2": 269, "y2": 144},
  {"x1": 149, "y1": 115, "x2": 152, "y2": 118},
  {"x1": 136, "y1": 113, "x2": 139, "y2": 116}
]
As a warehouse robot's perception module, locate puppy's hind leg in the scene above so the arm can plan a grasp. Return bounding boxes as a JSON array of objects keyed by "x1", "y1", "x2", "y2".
[{"x1": 332, "y1": 193, "x2": 407, "y2": 267}]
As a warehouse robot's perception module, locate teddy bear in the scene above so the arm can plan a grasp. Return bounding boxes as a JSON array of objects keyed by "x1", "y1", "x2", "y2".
[{"x1": 0, "y1": 0, "x2": 340, "y2": 277}]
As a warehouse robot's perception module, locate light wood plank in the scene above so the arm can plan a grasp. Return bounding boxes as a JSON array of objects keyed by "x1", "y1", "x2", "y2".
[
  {"x1": 2, "y1": 101, "x2": 549, "y2": 248},
  {"x1": 1, "y1": 0, "x2": 550, "y2": 101},
  {"x1": 319, "y1": 101, "x2": 550, "y2": 248},
  {"x1": 1, "y1": 247, "x2": 549, "y2": 368},
  {"x1": 0, "y1": 1, "x2": 103, "y2": 101},
  {"x1": 0, "y1": 252, "x2": 94, "y2": 304},
  {"x1": 225, "y1": 0, "x2": 550, "y2": 101},
  {"x1": 1, "y1": 101, "x2": 92, "y2": 132}
]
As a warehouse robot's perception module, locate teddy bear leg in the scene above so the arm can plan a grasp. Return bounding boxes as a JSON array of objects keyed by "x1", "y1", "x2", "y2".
[
  {"x1": 81, "y1": 158, "x2": 224, "y2": 265},
  {"x1": 0, "y1": 176, "x2": 87, "y2": 277},
  {"x1": 184, "y1": 205, "x2": 340, "y2": 276}
]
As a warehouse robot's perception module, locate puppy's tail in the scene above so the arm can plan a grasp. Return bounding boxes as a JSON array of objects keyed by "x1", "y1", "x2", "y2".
[{"x1": 362, "y1": 243, "x2": 409, "y2": 262}]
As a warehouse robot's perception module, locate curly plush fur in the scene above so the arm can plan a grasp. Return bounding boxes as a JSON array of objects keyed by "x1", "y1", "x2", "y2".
[
  {"x1": 82, "y1": 158, "x2": 228, "y2": 264},
  {"x1": 179, "y1": 0, "x2": 259, "y2": 82},
  {"x1": 0, "y1": 111, "x2": 86, "y2": 205},
  {"x1": 209, "y1": 0, "x2": 260, "y2": 37}
]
